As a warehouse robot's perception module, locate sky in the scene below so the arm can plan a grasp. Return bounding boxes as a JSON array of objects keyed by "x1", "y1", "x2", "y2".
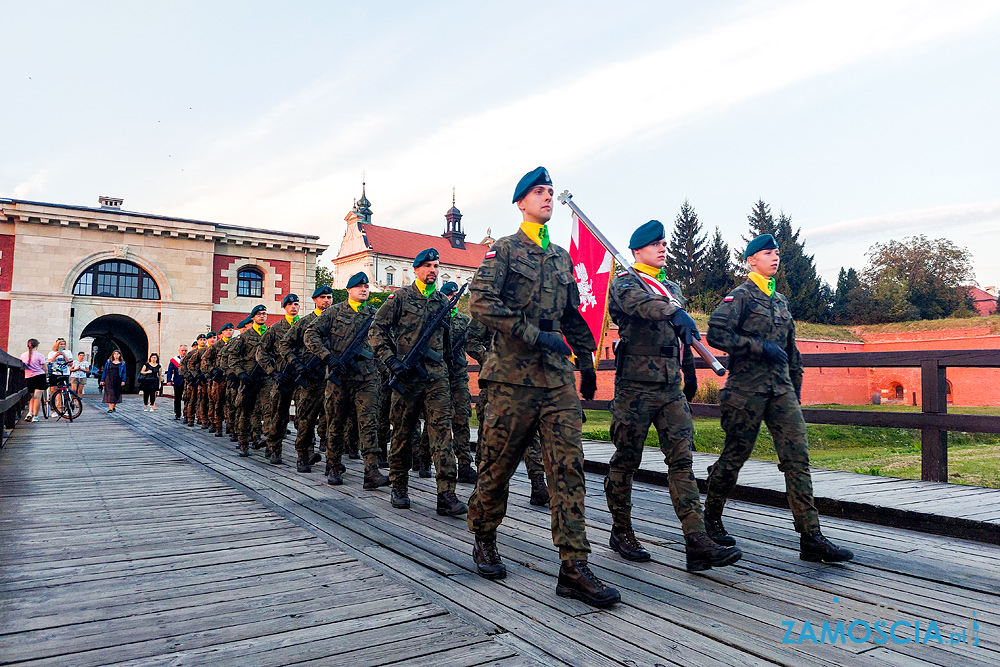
[{"x1": 3, "y1": 0, "x2": 999, "y2": 289}]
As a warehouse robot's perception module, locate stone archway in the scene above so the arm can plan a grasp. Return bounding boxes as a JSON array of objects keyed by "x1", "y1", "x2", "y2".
[{"x1": 81, "y1": 314, "x2": 149, "y2": 393}]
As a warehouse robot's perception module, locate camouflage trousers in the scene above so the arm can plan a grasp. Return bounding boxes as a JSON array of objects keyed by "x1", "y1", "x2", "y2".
[
  {"x1": 325, "y1": 376, "x2": 380, "y2": 467},
  {"x1": 236, "y1": 381, "x2": 267, "y2": 446},
  {"x1": 416, "y1": 381, "x2": 473, "y2": 467},
  {"x1": 376, "y1": 383, "x2": 391, "y2": 459},
  {"x1": 264, "y1": 382, "x2": 294, "y2": 456},
  {"x1": 183, "y1": 381, "x2": 198, "y2": 423},
  {"x1": 197, "y1": 381, "x2": 211, "y2": 425},
  {"x1": 705, "y1": 387, "x2": 819, "y2": 533},
  {"x1": 209, "y1": 380, "x2": 225, "y2": 431},
  {"x1": 607, "y1": 379, "x2": 705, "y2": 536},
  {"x1": 389, "y1": 377, "x2": 456, "y2": 494},
  {"x1": 475, "y1": 381, "x2": 545, "y2": 476},
  {"x1": 292, "y1": 380, "x2": 326, "y2": 462},
  {"x1": 467, "y1": 382, "x2": 590, "y2": 561},
  {"x1": 225, "y1": 382, "x2": 239, "y2": 434}
]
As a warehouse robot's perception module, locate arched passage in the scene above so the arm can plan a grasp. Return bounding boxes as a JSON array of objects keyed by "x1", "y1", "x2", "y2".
[{"x1": 81, "y1": 315, "x2": 149, "y2": 393}]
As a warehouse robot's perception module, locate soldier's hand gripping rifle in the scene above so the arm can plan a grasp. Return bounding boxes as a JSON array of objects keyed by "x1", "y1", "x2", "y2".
[
  {"x1": 557, "y1": 191, "x2": 726, "y2": 376},
  {"x1": 326, "y1": 314, "x2": 376, "y2": 386},
  {"x1": 238, "y1": 363, "x2": 267, "y2": 403},
  {"x1": 384, "y1": 283, "x2": 467, "y2": 394}
]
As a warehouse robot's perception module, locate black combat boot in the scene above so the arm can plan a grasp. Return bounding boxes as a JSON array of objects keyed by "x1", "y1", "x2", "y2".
[
  {"x1": 201, "y1": 422, "x2": 210, "y2": 430},
  {"x1": 609, "y1": 523, "x2": 651, "y2": 562},
  {"x1": 215, "y1": 428, "x2": 224, "y2": 437},
  {"x1": 411, "y1": 460, "x2": 420, "y2": 472},
  {"x1": 347, "y1": 444, "x2": 361, "y2": 460},
  {"x1": 229, "y1": 433, "x2": 238, "y2": 442},
  {"x1": 685, "y1": 532, "x2": 742, "y2": 572},
  {"x1": 269, "y1": 451, "x2": 282, "y2": 465},
  {"x1": 473, "y1": 537, "x2": 507, "y2": 580},
  {"x1": 186, "y1": 420, "x2": 195, "y2": 427},
  {"x1": 309, "y1": 450, "x2": 322, "y2": 465},
  {"x1": 457, "y1": 463, "x2": 478, "y2": 484},
  {"x1": 237, "y1": 443, "x2": 250, "y2": 457},
  {"x1": 419, "y1": 460, "x2": 432, "y2": 478},
  {"x1": 800, "y1": 530, "x2": 854, "y2": 563},
  {"x1": 363, "y1": 465, "x2": 390, "y2": 490},
  {"x1": 437, "y1": 491, "x2": 468, "y2": 516},
  {"x1": 327, "y1": 467, "x2": 343, "y2": 486},
  {"x1": 556, "y1": 560, "x2": 621, "y2": 607},
  {"x1": 391, "y1": 482, "x2": 410, "y2": 509},
  {"x1": 704, "y1": 509, "x2": 737, "y2": 547},
  {"x1": 208, "y1": 424, "x2": 216, "y2": 433},
  {"x1": 529, "y1": 472, "x2": 550, "y2": 507},
  {"x1": 264, "y1": 447, "x2": 273, "y2": 460},
  {"x1": 296, "y1": 457, "x2": 312, "y2": 473}
]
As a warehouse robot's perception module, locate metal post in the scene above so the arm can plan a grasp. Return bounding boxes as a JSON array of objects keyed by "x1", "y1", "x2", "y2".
[{"x1": 920, "y1": 359, "x2": 948, "y2": 482}]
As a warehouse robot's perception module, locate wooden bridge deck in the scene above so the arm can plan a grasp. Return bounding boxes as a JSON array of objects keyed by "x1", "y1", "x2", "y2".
[{"x1": 3, "y1": 397, "x2": 1000, "y2": 666}]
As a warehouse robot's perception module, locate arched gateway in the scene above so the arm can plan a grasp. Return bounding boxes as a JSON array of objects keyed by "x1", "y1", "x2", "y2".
[{"x1": 80, "y1": 314, "x2": 149, "y2": 393}]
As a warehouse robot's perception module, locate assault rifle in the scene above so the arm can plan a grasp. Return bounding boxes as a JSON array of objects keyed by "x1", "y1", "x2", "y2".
[
  {"x1": 326, "y1": 314, "x2": 376, "y2": 386},
  {"x1": 238, "y1": 364, "x2": 267, "y2": 404},
  {"x1": 274, "y1": 355, "x2": 325, "y2": 395},
  {"x1": 384, "y1": 283, "x2": 467, "y2": 394}
]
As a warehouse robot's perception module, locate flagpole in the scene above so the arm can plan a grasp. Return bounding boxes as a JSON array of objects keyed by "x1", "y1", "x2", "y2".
[{"x1": 558, "y1": 190, "x2": 726, "y2": 376}]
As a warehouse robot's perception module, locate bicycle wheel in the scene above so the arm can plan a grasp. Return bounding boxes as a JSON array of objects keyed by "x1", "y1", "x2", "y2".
[
  {"x1": 64, "y1": 391, "x2": 83, "y2": 421},
  {"x1": 41, "y1": 392, "x2": 49, "y2": 419}
]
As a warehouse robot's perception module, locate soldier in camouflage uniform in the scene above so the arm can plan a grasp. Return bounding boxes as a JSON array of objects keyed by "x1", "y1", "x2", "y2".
[
  {"x1": 179, "y1": 340, "x2": 198, "y2": 425},
  {"x1": 229, "y1": 305, "x2": 267, "y2": 456},
  {"x1": 197, "y1": 331, "x2": 218, "y2": 430},
  {"x1": 304, "y1": 272, "x2": 390, "y2": 489},
  {"x1": 278, "y1": 286, "x2": 332, "y2": 473},
  {"x1": 705, "y1": 233, "x2": 853, "y2": 563},
  {"x1": 468, "y1": 317, "x2": 550, "y2": 507},
  {"x1": 467, "y1": 167, "x2": 619, "y2": 608},
  {"x1": 257, "y1": 294, "x2": 300, "y2": 465},
  {"x1": 207, "y1": 323, "x2": 233, "y2": 437},
  {"x1": 605, "y1": 219, "x2": 742, "y2": 572},
  {"x1": 370, "y1": 248, "x2": 466, "y2": 517},
  {"x1": 184, "y1": 334, "x2": 207, "y2": 425},
  {"x1": 221, "y1": 319, "x2": 249, "y2": 441}
]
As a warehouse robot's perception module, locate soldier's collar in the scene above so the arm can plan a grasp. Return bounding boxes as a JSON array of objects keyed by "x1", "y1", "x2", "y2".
[
  {"x1": 748, "y1": 272, "x2": 775, "y2": 298},
  {"x1": 314, "y1": 308, "x2": 323, "y2": 316},
  {"x1": 285, "y1": 314, "x2": 299, "y2": 325},
  {"x1": 348, "y1": 298, "x2": 364, "y2": 312}
]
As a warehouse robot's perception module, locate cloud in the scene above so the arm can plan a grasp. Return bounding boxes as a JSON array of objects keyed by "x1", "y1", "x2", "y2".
[
  {"x1": 809, "y1": 201, "x2": 1000, "y2": 240},
  {"x1": 160, "y1": 0, "x2": 1000, "y2": 248},
  {"x1": 12, "y1": 170, "x2": 49, "y2": 199}
]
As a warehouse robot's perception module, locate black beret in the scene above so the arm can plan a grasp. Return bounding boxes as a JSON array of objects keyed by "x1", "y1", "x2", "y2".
[
  {"x1": 281, "y1": 293, "x2": 299, "y2": 307},
  {"x1": 440, "y1": 281, "x2": 459, "y2": 295},
  {"x1": 237, "y1": 317, "x2": 251, "y2": 328},
  {"x1": 196, "y1": 333, "x2": 207, "y2": 340},
  {"x1": 219, "y1": 323, "x2": 234, "y2": 332},
  {"x1": 312, "y1": 284, "x2": 333, "y2": 298},
  {"x1": 206, "y1": 331, "x2": 217, "y2": 338},
  {"x1": 345, "y1": 272, "x2": 369, "y2": 289},
  {"x1": 191, "y1": 340, "x2": 199, "y2": 346},
  {"x1": 250, "y1": 305, "x2": 267, "y2": 317},
  {"x1": 628, "y1": 219, "x2": 665, "y2": 250},
  {"x1": 413, "y1": 248, "x2": 439, "y2": 268},
  {"x1": 743, "y1": 234, "x2": 778, "y2": 260},
  {"x1": 512, "y1": 166, "x2": 552, "y2": 203}
]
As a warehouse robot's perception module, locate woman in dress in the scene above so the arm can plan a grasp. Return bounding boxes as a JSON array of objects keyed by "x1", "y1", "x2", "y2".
[
  {"x1": 101, "y1": 349, "x2": 126, "y2": 413},
  {"x1": 138, "y1": 353, "x2": 162, "y2": 412}
]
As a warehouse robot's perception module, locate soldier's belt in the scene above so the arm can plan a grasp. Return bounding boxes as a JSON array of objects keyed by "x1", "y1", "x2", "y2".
[
  {"x1": 536, "y1": 319, "x2": 561, "y2": 332},
  {"x1": 619, "y1": 343, "x2": 678, "y2": 357}
]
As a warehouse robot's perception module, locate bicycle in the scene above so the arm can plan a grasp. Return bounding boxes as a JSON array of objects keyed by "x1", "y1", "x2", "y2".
[{"x1": 48, "y1": 375, "x2": 83, "y2": 422}]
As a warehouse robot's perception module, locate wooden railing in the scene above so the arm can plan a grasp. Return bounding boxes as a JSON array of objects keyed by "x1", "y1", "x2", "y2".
[
  {"x1": 472, "y1": 349, "x2": 1000, "y2": 483},
  {"x1": 0, "y1": 347, "x2": 27, "y2": 448}
]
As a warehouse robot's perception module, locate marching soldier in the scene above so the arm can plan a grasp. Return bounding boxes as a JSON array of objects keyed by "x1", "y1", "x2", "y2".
[
  {"x1": 197, "y1": 332, "x2": 218, "y2": 429},
  {"x1": 257, "y1": 293, "x2": 300, "y2": 465},
  {"x1": 208, "y1": 323, "x2": 234, "y2": 437},
  {"x1": 222, "y1": 318, "x2": 252, "y2": 442},
  {"x1": 304, "y1": 271, "x2": 390, "y2": 489},
  {"x1": 179, "y1": 339, "x2": 198, "y2": 425},
  {"x1": 605, "y1": 220, "x2": 742, "y2": 571},
  {"x1": 369, "y1": 248, "x2": 466, "y2": 516},
  {"x1": 467, "y1": 167, "x2": 619, "y2": 607},
  {"x1": 468, "y1": 318, "x2": 550, "y2": 507},
  {"x1": 185, "y1": 334, "x2": 208, "y2": 426},
  {"x1": 439, "y1": 281, "x2": 480, "y2": 484},
  {"x1": 278, "y1": 285, "x2": 333, "y2": 473},
  {"x1": 230, "y1": 305, "x2": 267, "y2": 456},
  {"x1": 705, "y1": 234, "x2": 854, "y2": 562}
]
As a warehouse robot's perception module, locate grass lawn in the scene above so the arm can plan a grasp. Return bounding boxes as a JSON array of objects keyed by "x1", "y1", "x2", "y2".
[{"x1": 473, "y1": 406, "x2": 1000, "y2": 488}]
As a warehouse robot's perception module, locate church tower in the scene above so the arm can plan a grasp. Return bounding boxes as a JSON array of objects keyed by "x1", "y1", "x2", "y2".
[
  {"x1": 442, "y1": 189, "x2": 466, "y2": 249},
  {"x1": 352, "y1": 181, "x2": 373, "y2": 224}
]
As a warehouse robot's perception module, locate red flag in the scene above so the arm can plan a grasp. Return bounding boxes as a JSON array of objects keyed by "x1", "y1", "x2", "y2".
[{"x1": 569, "y1": 210, "x2": 612, "y2": 369}]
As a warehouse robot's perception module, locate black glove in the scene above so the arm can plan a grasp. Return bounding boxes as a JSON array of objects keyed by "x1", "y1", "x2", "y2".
[
  {"x1": 537, "y1": 331, "x2": 572, "y2": 356},
  {"x1": 238, "y1": 372, "x2": 252, "y2": 385},
  {"x1": 669, "y1": 309, "x2": 701, "y2": 345},
  {"x1": 579, "y1": 367, "x2": 597, "y2": 400},
  {"x1": 681, "y1": 343, "x2": 698, "y2": 403},
  {"x1": 761, "y1": 341, "x2": 789, "y2": 366},
  {"x1": 290, "y1": 358, "x2": 307, "y2": 376},
  {"x1": 387, "y1": 358, "x2": 407, "y2": 376},
  {"x1": 327, "y1": 356, "x2": 347, "y2": 377}
]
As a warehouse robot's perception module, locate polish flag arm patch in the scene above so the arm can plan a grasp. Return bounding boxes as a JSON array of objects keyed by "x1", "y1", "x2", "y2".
[
  {"x1": 484, "y1": 250, "x2": 496, "y2": 259},
  {"x1": 724, "y1": 296, "x2": 734, "y2": 302}
]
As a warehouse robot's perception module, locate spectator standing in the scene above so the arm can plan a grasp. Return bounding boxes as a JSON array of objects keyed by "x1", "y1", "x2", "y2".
[
  {"x1": 20, "y1": 339, "x2": 47, "y2": 422},
  {"x1": 166, "y1": 345, "x2": 187, "y2": 420},
  {"x1": 138, "y1": 353, "x2": 162, "y2": 412},
  {"x1": 70, "y1": 352, "x2": 90, "y2": 395},
  {"x1": 101, "y1": 350, "x2": 126, "y2": 413},
  {"x1": 47, "y1": 338, "x2": 72, "y2": 390}
]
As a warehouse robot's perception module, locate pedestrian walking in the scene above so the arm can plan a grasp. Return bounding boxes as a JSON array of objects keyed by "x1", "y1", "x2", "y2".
[
  {"x1": 69, "y1": 351, "x2": 90, "y2": 396},
  {"x1": 101, "y1": 350, "x2": 126, "y2": 412},
  {"x1": 20, "y1": 339, "x2": 47, "y2": 422},
  {"x1": 139, "y1": 353, "x2": 162, "y2": 412}
]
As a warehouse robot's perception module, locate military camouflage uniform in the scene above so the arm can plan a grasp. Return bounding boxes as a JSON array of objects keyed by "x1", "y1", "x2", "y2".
[
  {"x1": 375, "y1": 357, "x2": 391, "y2": 460},
  {"x1": 304, "y1": 301, "x2": 381, "y2": 467},
  {"x1": 228, "y1": 324, "x2": 265, "y2": 447},
  {"x1": 257, "y1": 316, "x2": 295, "y2": 457},
  {"x1": 200, "y1": 339, "x2": 225, "y2": 432},
  {"x1": 705, "y1": 279, "x2": 818, "y2": 533},
  {"x1": 196, "y1": 345, "x2": 212, "y2": 426},
  {"x1": 277, "y1": 310, "x2": 325, "y2": 463},
  {"x1": 606, "y1": 269, "x2": 706, "y2": 536},
  {"x1": 219, "y1": 335, "x2": 240, "y2": 435},
  {"x1": 467, "y1": 229, "x2": 596, "y2": 561},
  {"x1": 184, "y1": 345, "x2": 205, "y2": 424},
  {"x1": 370, "y1": 283, "x2": 458, "y2": 495},
  {"x1": 179, "y1": 352, "x2": 195, "y2": 422}
]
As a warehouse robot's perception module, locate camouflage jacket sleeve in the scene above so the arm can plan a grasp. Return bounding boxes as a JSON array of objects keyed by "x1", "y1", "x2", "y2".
[
  {"x1": 786, "y1": 316, "x2": 804, "y2": 394},
  {"x1": 369, "y1": 292, "x2": 402, "y2": 366},
  {"x1": 465, "y1": 318, "x2": 489, "y2": 364},
  {"x1": 226, "y1": 336, "x2": 246, "y2": 374},
  {"x1": 199, "y1": 345, "x2": 217, "y2": 374},
  {"x1": 707, "y1": 287, "x2": 764, "y2": 357},
  {"x1": 276, "y1": 319, "x2": 304, "y2": 365},
  {"x1": 255, "y1": 321, "x2": 288, "y2": 374},
  {"x1": 468, "y1": 240, "x2": 540, "y2": 345}
]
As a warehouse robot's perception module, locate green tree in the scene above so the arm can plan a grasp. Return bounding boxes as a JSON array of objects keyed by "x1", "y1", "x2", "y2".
[
  {"x1": 665, "y1": 200, "x2": 707, "y2": 297},
  {"x1": 832, "y1": 267, "x2": 866, "y2": 324},
  {"x1": 862, "y1": 235, "x2": 974, "y2": 321},
  {"x1": 733, "y1": 199, "x2": 776, "y2": 267},
  {"x1": 692, "y1": 226, "x2": 735, "y2": 312},
  {"x1": 773, "y1": 212, "x2": 830, "y2": 322},
  {"x1": 315, "y1": 264, "x2": 333, "y2": 288}
]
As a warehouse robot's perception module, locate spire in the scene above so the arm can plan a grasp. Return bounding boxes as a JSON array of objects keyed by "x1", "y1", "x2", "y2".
[
  {"x1": 443, "y1": 189, "x2": 466, "y2": 249},
  {"x1": 353, "y1": 176, "x2": 372, "y2": 223}
]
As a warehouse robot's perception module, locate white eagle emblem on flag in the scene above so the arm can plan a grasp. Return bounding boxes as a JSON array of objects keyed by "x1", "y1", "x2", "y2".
[{"x1": 575, "y1": 262, "x2": 597, "y2": 311}]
